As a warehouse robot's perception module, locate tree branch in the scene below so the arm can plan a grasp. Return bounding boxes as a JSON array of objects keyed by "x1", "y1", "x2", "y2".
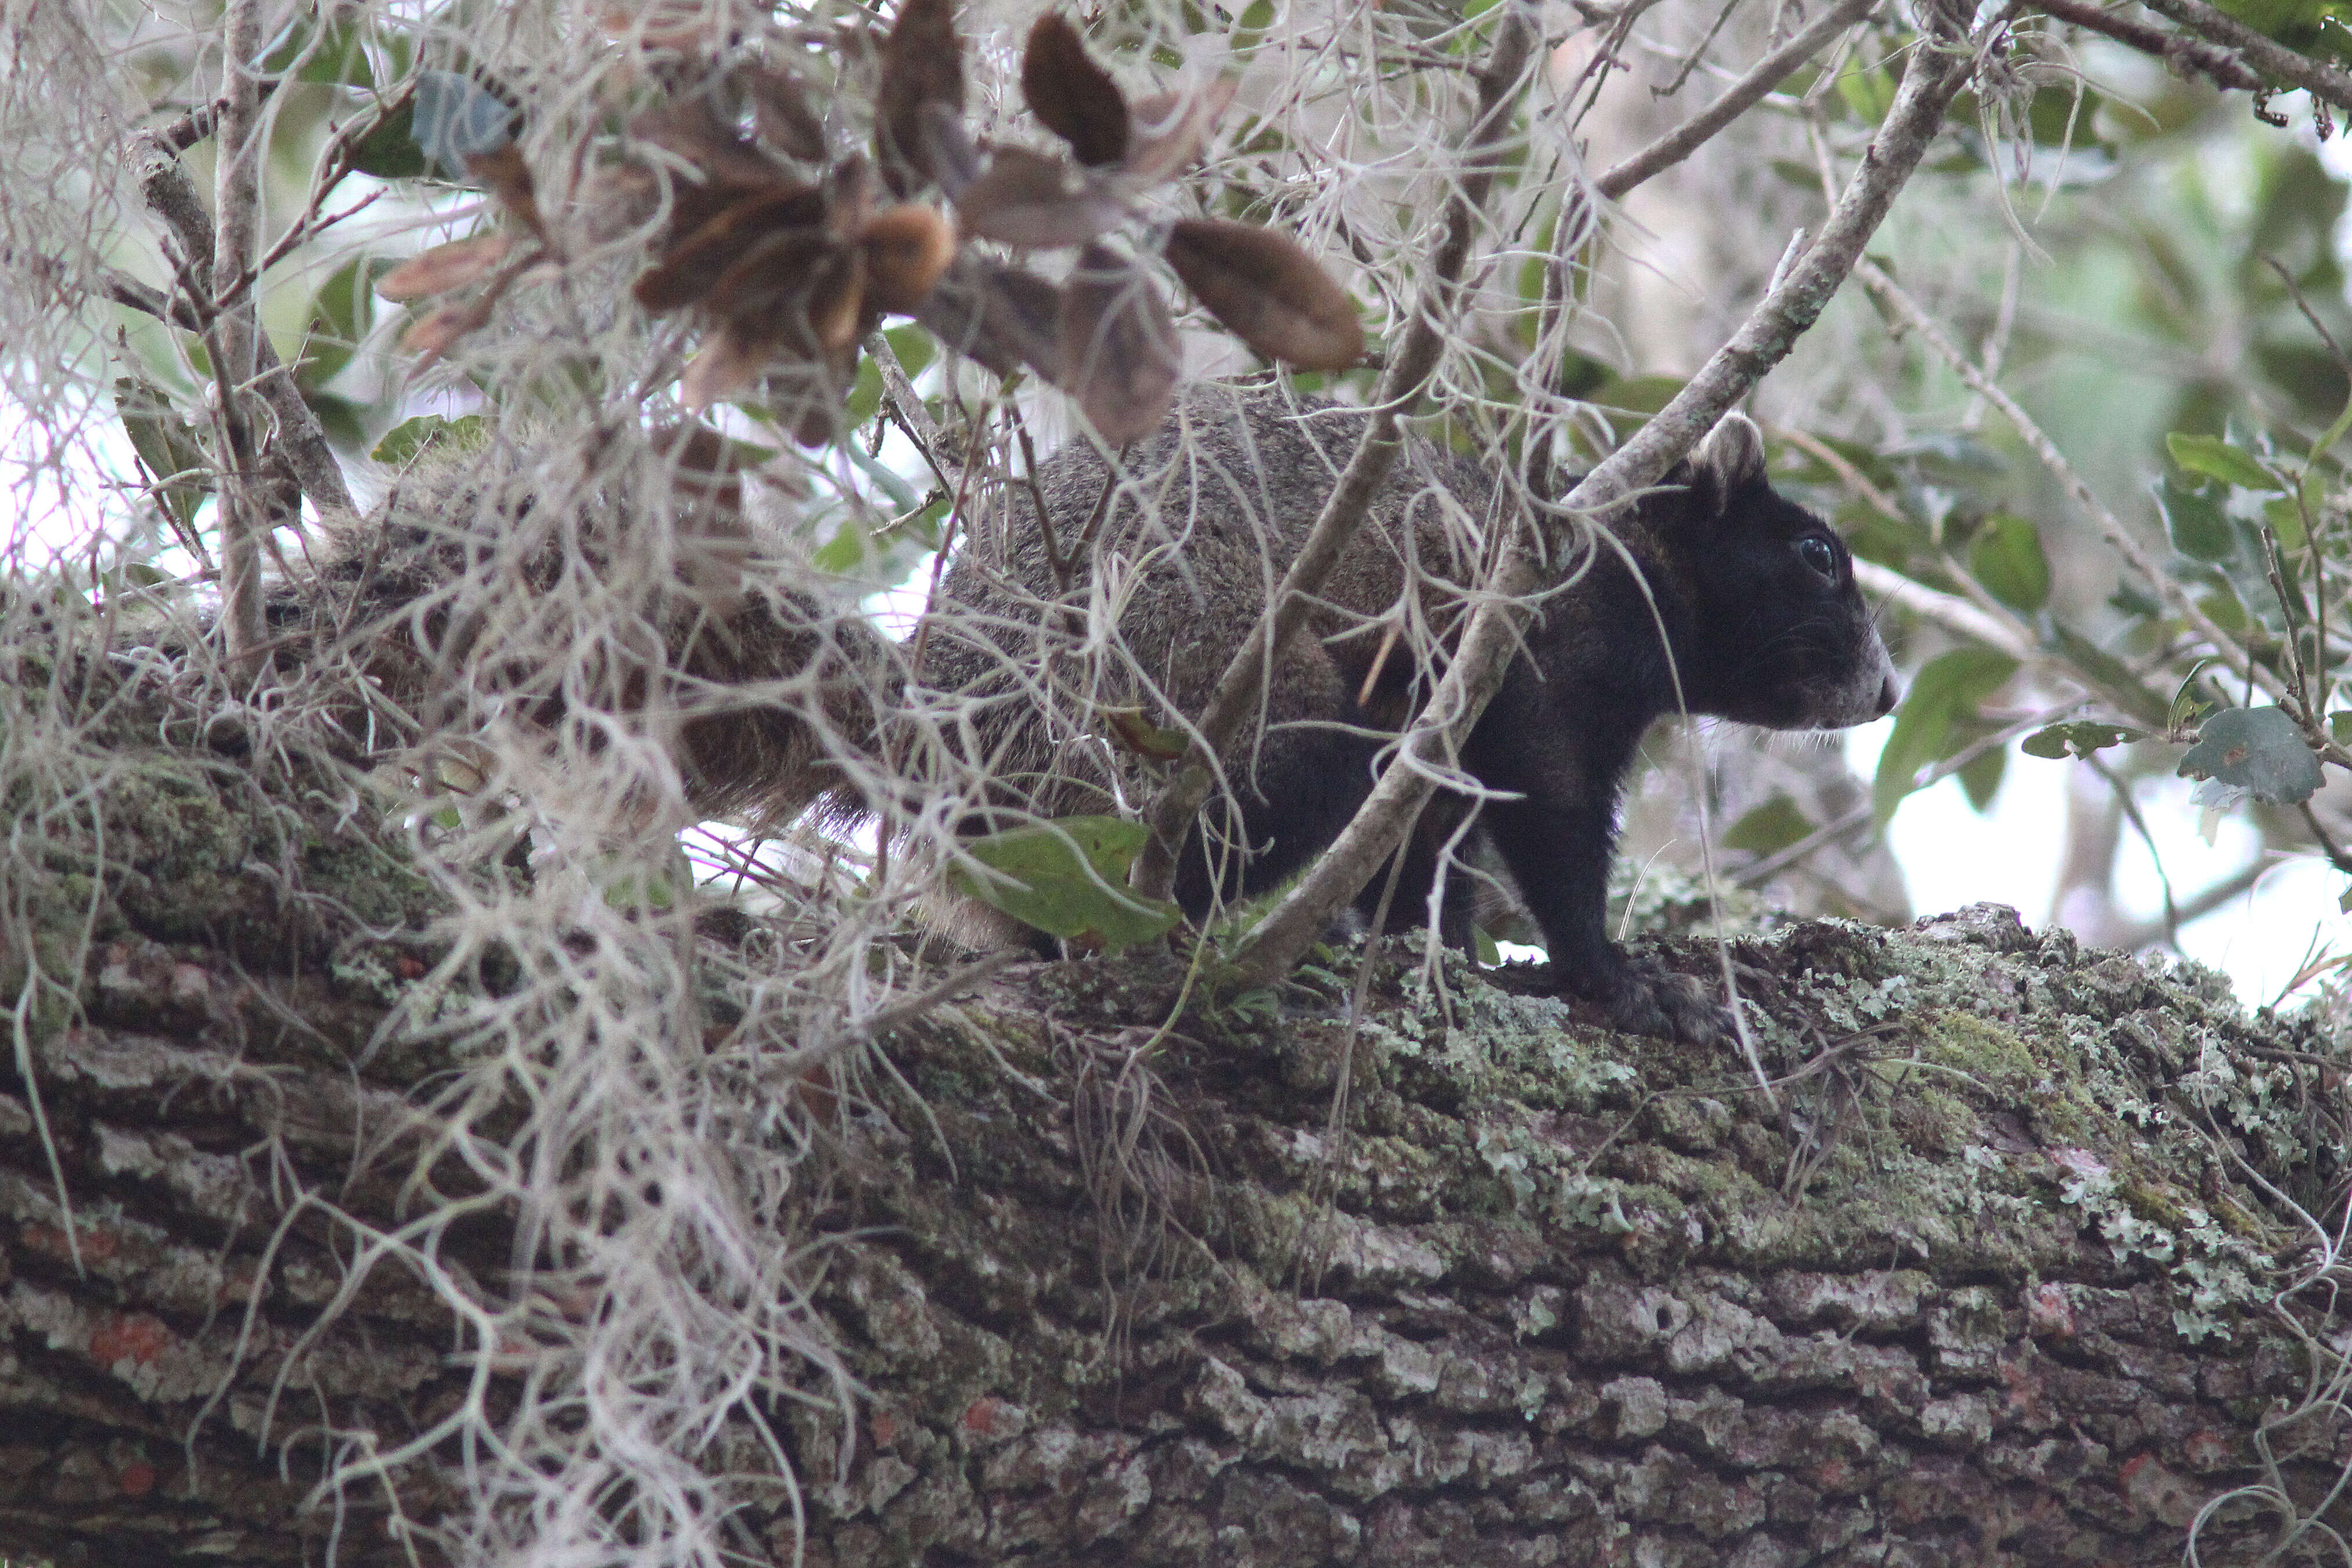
[
  {"x1": 1228, "y1": 2, "x2": 1984, "y2": 986},
  {"x1": 1594, "y1": 0, "x2": 1883, "y2": 201},
  {"x1": 2033, "y1": 0, "x2": 2264, "y2": 91},
  {"x1": 127, "y1": 127, "x2": 357, "y2": 528},
  {"x1": 207, "y1": 0, "x2": 270, "y2": 672},
  {"x1": 2134, "y1": 0, "x2": 2352, "y2": 112},
  {"x1": 1130, "y1": 2, "x2": 1545, "y2": 901}
]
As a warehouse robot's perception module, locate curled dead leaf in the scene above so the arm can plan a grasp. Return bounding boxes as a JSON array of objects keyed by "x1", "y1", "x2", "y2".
[
  {"x1": 1058, "y1": 242, "x2": 1177, "y2": 444},
  {"x1": 400, "y1": 294, "x2": 500, "y2": 366},
  {"x1": 681, "y1": 326, "x2": 767, "y2": 411},
  {"x1": 376, "y1": 233, "x2": 517, "y2": 301},
  {"x1": 876, "y1": 0, "x2": 964, "y2": 196},
  {"x1": 1123, "y1": 77, "x2": 1236, "y2": 184},
  {"x1": 464, "y1": 145, "x2": 549, "y2": 247},
  {"x1": 912, "y1": 253, "x2": 1064, "y2": 380},
  {"x1": 1164, "y1": 217, "x2": 1362, "y2": 371},
  {"x1": 954, "y1": 146, "x2": 1123, "y2": 248},
  {"x1": 1022, "y1": 14, "x2": 1130, "y2": 167},
  {"x1": 861, "y1": 203, "x2": 956, "y2": 313}
]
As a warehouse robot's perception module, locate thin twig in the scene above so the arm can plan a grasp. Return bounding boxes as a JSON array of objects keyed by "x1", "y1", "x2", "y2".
[
  {"x1": 1594, "y1": 0, "x2": 1882, "y2": 200},
  {"x1": 1130, "y1": 1, "x2": 1545, "y2": 902},
  {"x1": 1229, "y1": 3, "x2": 1985, "y2": 986}
]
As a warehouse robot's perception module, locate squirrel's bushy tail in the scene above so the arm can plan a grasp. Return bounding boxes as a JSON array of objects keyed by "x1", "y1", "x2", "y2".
[{"x1": 268, "y1": 428, "x2": 908, "y2": 832}]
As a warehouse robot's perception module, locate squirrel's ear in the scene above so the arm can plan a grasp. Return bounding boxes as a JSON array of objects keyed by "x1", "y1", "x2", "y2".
[{"x1": 1690, "y1": 412, "x2": 1767, "y2": 509}]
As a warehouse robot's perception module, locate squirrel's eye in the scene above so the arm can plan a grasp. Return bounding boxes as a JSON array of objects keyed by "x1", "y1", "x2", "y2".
[{"x1": 1795, "y1": 534, "x2": 1839, "y2": 581}]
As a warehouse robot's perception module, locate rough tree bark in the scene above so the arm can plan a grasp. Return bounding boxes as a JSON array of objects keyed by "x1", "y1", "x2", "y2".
[{"x1": 3, "y1": 655, "x2": 2349, "y2": 1567}]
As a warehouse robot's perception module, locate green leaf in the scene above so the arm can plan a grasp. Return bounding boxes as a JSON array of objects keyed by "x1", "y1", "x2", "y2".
[
  {"x1": 1957, "y1": 743, "x2": 2007, "y2": 812},
  {"x1": 2330, "y1": 711, "x2": 2352, "y2": 746},
  {"x1": 1872, "y1": 648, "x2": 2018, "y2": 829},
  {"x1": 811, "y1": 515, "x2": 868, "y2": 574},
  {"x1": 372, "y1": 412, "x2": 484, "y2": 467},
  {"x1": 2157, "y1": 476, "x2": 2233, "y2": 562},
  {"x1": 1724, "y1": 793, "x2": 1815, "y2": 857},
  {"x1": 1967, "y1": 512, "x2": 2052, "y2": 613},
  {"x1": 297, "y1": 256, "x2": 388, "y2": 391},
  {"x1": 2177, "y1": 705, "x2": 2326, "y2": 805},
  {"x1": 949, "y1": 817, "x2": 1182, "y2": 952},
  {"x1": 2166, "y1": 431, "x2": 2279, "y2": 492},
  {"x1": 350, "y1": 98, "x2": 429, "y2": 179},
  {"x1": 1473, "y1": 926, "x2": 1501, "y2": 966},
  {"x1": 113, "y1": 375, "x2": 212, "y2": 529},
  {"x1": 1836, "y1": 62, "x2": 1897, "y2": 125},
  {"x1": 2022, "y1": 721, "x2": 2146, "y2": 760}
]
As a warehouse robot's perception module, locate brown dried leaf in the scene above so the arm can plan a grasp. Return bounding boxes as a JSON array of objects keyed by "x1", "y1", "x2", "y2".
[
  {"x1": 681, "y1": 328, "x2": 768, "y2": 411},
  {"x1": 629, "y1": 97, "x2": 787, "y2": 190},
  {"x1": 1123, "y1": 77, "x2": 1237, "y2": 185},
  {"x1": 400, "y1": 294, "x2": 499, "y2": 365},
  {"x1": 912, "y1": 254, "x2": 1064, "y2": 380},
  {"x1": 876, "y1": 0, "x2": 964, "y2": 196},
  {"x1": 954, "y1": 146, "x2": 1123, "y2": 249},
  {"x1": 1058, "y1": 242, "x2": 1176, "y2": 444},
  {"x1": 745, "y1": 61, "x2": 829, "y2": 163},
  {"x1": 861, "y1": 203, "x2": 956, "y2": 314},
  {"x1": 1164, "y1": 218, "x2": 1362, "y2": 370},
  {"x1": 651, "y1": 420, "x2": 750, "y2": 517},
  {"x1": 634, "y1": 183, "x2": 826, "y2": 313},
  {"x1": 465, "y1": 145, "x2": 549, "y2": 246},
  {"x1": 376, "y1": 233, "x2": 518, "y2": 301},
  {"x1": 1021, "y1": 14, "x2": 1130, "y2": 168},
  {"x1": 919, "y1": 102, "x2": 981, "y2": 196}
]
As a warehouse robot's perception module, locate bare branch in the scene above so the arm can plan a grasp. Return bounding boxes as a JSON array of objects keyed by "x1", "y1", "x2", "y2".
[
  {"x1": 207, "y1": 0, "x2": 270, "y2": 672},
  {"x1": 126, "y1": 128, "x2": 357, "y2": 526},
  {"x1": 1594, "y1": 0, "x2": 1883, "y2": 201},
  {"x1": 2033, "y1": 0, "x2": 2264, "y2": 91},
  {"x1": 2135, "y1": 0, "x2": 2352, "y2": 112},
  {"x1": 1228, "y1": 3, "x2": 1984, "y2": 986},
  {"x1": 1130, "y1": 1, "x2": 1545, "y2": 901}
]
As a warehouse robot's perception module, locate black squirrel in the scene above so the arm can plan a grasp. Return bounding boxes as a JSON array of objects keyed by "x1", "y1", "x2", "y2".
[
  {"x1": 914, "y1": 386, "x2": 1897, "y2": 1038},
  {"x1": 263, "y1": 386, "x2": 1894, "y2": 1040}
]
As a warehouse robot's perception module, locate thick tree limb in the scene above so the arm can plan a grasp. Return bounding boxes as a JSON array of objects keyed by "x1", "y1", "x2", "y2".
[
  {"x1": 1228, "y1": 5, "x2": 1984, "y2": 986},
  {"x1": 1130, "y1": 2, "x2": 1543, "y2": 901}
]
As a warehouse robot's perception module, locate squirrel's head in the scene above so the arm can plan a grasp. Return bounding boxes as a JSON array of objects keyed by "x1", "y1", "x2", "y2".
[{"x1": 1663, "y1": 412, "x2": 1900, "y2": 730}]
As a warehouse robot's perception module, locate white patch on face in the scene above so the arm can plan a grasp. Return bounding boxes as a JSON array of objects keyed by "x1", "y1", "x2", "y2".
[{"x1": 1811, "y1": 630, "x2": 1900, "y2": 727}]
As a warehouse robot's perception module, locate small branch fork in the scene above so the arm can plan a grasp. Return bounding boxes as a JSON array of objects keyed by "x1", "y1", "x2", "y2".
[{"x1": 1225, "y1": 1, "x2": 1987, "y2": 987}]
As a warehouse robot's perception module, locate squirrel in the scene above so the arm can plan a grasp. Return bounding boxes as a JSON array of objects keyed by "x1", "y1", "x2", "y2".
[
  {"x1": 909, "y1": 386, "x2": 1896, "y2": 1038},
  {"x1": 264, "y1": 386, "x2": 1894, "y2": 1041}
]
